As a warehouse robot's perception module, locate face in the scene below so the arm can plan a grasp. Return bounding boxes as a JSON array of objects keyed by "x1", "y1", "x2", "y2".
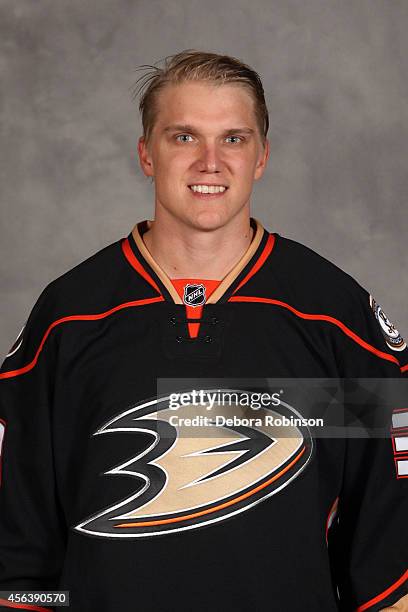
[{"x1": 138, "y1": 81, "x2": 269, "y2": 231}]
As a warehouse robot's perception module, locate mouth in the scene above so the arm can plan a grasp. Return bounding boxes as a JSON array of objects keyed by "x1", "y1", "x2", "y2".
[{"x1": 187, "y1": 184, "x2": 229, "y2": 199}]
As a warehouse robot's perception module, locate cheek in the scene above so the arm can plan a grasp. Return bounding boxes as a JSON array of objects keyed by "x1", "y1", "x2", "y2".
[
  {"x1": 159, "y1": 150, "x2": 190, "y2": 173},
  {"x1": 228, "y1": 148, "x2": 257, "y2": 170},
  {"x1": 154, "y1": 156, "x2": 186, "y2": 184},
  {"x1": 156, "y1": 170, "x2": 188, "y2": 197},
  {"x1": 233, "y1": 159, "x2": 256, "y2": 181}
]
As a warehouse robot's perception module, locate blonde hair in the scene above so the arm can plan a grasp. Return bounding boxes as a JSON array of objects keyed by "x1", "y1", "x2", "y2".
[{"x1": 131, "y1": 49, "x2": 269, "y2": 148}]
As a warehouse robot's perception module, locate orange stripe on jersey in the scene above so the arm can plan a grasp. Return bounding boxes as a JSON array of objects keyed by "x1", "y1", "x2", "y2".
[
  {"x1": 0, "y1": 297, "x2": 165, "y2": 380},
  {"x1": 122, "y1": 237, "x2": 162, "y2": 295},
  {"x1": 325, "y1": 496, "x2": 339, "y2": 544},
  {"x1": 356, "y1": 569, "x2": 408, "y2": 611},
  {"x1": 401, "y1": 364, "x2": 408, "y2": 373},
  {"x1": 228, "y1": 295, "x2": 401, "y2": 367},
  {"x1": 232, "y1": 233, "x2": 275, "y2": 295}
]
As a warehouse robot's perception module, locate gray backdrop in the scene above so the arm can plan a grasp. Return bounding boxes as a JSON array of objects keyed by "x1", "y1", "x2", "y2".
[{"x1": 1, "y1": 0, "x2": 407, "y2": 357}]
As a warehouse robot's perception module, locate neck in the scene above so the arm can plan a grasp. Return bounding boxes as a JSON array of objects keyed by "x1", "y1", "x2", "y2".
[{"x1": 138, "y1": 212, "x2": 254, "y2": 280}]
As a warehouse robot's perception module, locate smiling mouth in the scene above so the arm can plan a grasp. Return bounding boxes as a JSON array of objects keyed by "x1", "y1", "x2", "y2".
[{"x1": 188, "y1": 185, "x2": 229, "y2": 196}]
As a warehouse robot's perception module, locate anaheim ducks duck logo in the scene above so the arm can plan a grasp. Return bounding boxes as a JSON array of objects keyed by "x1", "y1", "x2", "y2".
[
  {"x1": 75, "y1": 391, "x2": 313, "y2": 539},
  {"x1": 369, "y1": 295, "x2": 406, "y2": 351}
]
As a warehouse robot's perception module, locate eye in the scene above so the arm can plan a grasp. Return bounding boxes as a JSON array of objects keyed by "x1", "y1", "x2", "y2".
[
  {"x1": 175, "y1": 134, "x2": 194, "y2": 143},
  {"x1": 225, "y1": 135, "x2": 244, "y2": 144},
  {"x1": 175, "y1": 134, "x2": 244, "y2": 144}
]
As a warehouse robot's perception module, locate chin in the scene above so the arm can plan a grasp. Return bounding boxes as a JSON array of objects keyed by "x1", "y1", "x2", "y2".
[{"x1": 187, "y1": 209, "x2": 232, "y2": 232}]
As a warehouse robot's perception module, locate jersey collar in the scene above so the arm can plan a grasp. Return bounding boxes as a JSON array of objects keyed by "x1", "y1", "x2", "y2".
[{"x1": 123, "y1": 217, "x2": 274, "y2": 304}]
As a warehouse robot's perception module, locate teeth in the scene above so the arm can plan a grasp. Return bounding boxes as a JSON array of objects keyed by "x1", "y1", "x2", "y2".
[{"x1": 190, "y1": 185, "x2": 226, "y2": 194}]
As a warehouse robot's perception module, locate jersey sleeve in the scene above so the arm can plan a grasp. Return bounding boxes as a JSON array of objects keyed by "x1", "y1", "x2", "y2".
[
  {"x1": 331, "y1": 428, "x2": 408, "y2": 611},
  {"x1": 0, "y1": 286, "x2": 66, "y2": 612},
  {"x1": 337, "y1": 288, "x2": 407, "y2": 378},
  {"x1": 329, "y1": 287, "x2": 408, "y2": 610}
]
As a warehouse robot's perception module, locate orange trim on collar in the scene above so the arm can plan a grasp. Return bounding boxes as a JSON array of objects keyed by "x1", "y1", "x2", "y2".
[
  {"x1": 232, "y1": 233, "x2": 275, "y2": 295},
  {"x1": 122, "y1": 238, "x2": 162, "y2": 295},
  {"x1": 128, "y1": 217, "x2": 269, "y2": 305}
]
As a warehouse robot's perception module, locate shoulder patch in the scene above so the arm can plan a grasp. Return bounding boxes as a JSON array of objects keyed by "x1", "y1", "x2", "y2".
[{"x1": 369, "y1": 295, "x2": 406, "y2": 352}]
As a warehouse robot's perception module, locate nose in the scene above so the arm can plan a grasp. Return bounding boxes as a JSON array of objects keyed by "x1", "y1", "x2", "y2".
[{"x1": 196, "y1": 141, "x2": 222, "y2": 173}]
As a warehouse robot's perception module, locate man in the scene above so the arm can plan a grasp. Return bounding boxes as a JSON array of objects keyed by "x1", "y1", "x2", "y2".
[{"x1": 0, "y1": 50, "x2": 406, "y2": 611}]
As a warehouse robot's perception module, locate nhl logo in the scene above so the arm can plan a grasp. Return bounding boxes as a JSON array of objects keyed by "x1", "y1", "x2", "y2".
[{"x1": 183, "y1": 283, "x2": 206, "y2": 307}]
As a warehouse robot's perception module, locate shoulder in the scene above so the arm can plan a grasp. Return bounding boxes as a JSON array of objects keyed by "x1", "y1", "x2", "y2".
[
  {"x1": 257, "y1": 232, "x2": 368, "y2": 314},
  {"x1": 252, "y1": 232, "x2": 407, "y2": 374},
  {"x1": 271, "y1": 235, "x2": 405, "y2": 341},
  {"x1": 27, "y1": 230, "x2": 159, "y2": 315},
  {"x1": 0, "y1": 237, "x2": 143, "y2": 375},
  {"x1": 42, "y1": 238, "x2": 126, "y2": 312}
]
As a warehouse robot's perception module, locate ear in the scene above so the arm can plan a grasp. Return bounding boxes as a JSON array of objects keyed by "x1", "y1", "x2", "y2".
[
  {"x1": 254, "y1": 138, "x2": 270, "y2": 181},
  {"x1": 137, "y1": 136, "x2": 154, "y2": 178}
]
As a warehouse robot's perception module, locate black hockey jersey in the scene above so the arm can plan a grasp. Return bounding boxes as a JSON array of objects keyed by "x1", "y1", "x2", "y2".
[{"x1": 0, "y1": 218, "x2": 407, "y2": 611}]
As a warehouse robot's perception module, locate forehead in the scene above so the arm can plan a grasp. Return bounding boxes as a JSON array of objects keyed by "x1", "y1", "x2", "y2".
[{"x1": 154, "y1": 81, "x2": 257, "y2": 129}]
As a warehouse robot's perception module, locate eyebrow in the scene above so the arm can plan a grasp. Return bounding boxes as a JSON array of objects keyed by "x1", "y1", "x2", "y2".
[{"x1": 163, "y1": 124, "x2": 255, "y2": 135}]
